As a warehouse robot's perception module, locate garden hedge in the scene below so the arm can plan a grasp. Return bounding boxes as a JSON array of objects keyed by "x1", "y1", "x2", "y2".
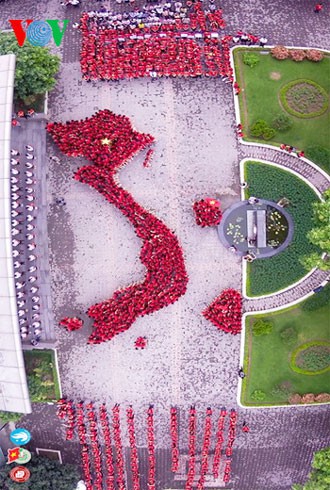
[{"x1": 245, "y1": 161, "x2": 320, "y2": 296}]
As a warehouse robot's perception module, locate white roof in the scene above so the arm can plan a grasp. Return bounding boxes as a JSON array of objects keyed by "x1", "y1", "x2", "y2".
[{"x1": 0, "y1": 54, "x2": 31, "y2": 414}]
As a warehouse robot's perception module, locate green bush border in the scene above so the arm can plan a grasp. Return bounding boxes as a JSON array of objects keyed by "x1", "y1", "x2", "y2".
[
  {"x1": 290, "y1": 340, "x2": 330, "y2": 375},
  {"x1": 280, "y1": 79, "x2": 329, "y2": 119}
]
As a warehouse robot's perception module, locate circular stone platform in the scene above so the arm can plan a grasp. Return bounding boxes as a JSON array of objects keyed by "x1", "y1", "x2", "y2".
[{"x1": 218, "y1": 199, "x2": 294, "y2": 258}]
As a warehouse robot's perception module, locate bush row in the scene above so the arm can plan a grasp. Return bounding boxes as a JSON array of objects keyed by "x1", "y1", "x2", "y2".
[{"x1": 271, "y1": 46, "x2": 324, "y2": 62}]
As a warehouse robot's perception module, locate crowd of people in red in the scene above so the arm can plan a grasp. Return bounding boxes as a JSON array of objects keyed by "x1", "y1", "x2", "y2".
[
  {"x1": 56, "y1": 400, "x2": 239, "y2": 487},
  {"x1": 59, "y1": 316, "x2": 84, "y2": 331},
  {"x1": 47, "y1": 110, "x2": 188, "y2": 344},
  {"x1": 99, "y1": 404, "x2": 115, "y2": 489},
  {"x1": 112, "y1": 404, "x2": 126, "y2": 490},
  {"x1": 212, "y1": 407, "x2": 227, "y2": 479},
  {"x1": 79, "y1": 3, "x2": 234, "y2": 81},
  {"x1": 197, "y1": 407, "x2": 212, "y2": 490},
  {"x1": 203, "y1": 288, "x2": 242, "y2": 335},
  {"x1": 127, "y1": 406, "x2": 140, "y2": 490},
  {"x1": 223, "y1": 409, "x2": 238, "y2": 484},
  {"x1": 170, "y1": 406, "x2": 179, "y2": 472},
  {"x1": 186, "y1": 405, "x2": 197, "y2": 490},
  {"x1": 193, "y1": 198, "x2": 222, "y2": 227},
  {"x1": 147, "y1": 405, "x2": 156, "y2": 490}
]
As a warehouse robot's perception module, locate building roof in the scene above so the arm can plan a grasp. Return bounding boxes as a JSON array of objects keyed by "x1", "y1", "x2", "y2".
[{"x1": 0, "y1": 54, "x2": 31, "y2": 414}]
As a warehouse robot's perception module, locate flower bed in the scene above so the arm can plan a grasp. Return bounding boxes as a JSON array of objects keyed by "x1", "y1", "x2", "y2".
[{"x1": 47, "y1": 110, "x2": 188, "y2": 344}]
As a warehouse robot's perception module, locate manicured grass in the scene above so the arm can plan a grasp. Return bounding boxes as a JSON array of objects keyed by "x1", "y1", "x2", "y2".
[
  {"x1": 23, "y1": 349, "x2": 61, "y2": 402},
  {"x1": 245, "y1": 160, "x2": 320, "y2": 296},
  {"x1": 241, "y1": 291, "x2": 330, "y2": 406},
  {"x1": 234, "y1": 48, "x2": 330, "y2": 172}
]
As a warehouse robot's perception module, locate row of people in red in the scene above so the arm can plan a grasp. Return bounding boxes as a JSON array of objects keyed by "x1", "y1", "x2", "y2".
[
  {"x1": 147, "y1": 405, "x2": 156, "y2": 490},
  {"x1": 197, "y1": 407, "x2": 212, "y2": 489},
  {"x1": 99, "y1": 404, "x2": 115, "y2": 489},
  {"x1": 223, "y1": 409, "x2": 238, "y2": 483},
  {"x1": 203, "y1": 288, "x2": 242, "y2": 335},
  {"x1": 86, "y1": 403, "x2": 103, "y2": 490},
  {"x1": 76, "y1": 402, "x2": 93, "y2": 490},
  {"x1": 280, "y1": 144, "x2": 305, "y2": 158},
  {"x1": 193, "y1": 198, "x2": 222, "y2": 227},
  {"x1": 212, "y1": 407, "x2": 227, "y2": 478},
  {"x1": 186, "y1": 405, "x2": 197, "y2": 490},
  {"x1": 112, "y1": 404, "x2": 126, "y2": 490},
  {"x1": 47, "y1": 110, "x2": 189, "y2": 344},
  {"x1": 170, "y1": 407, "x2": 179, "y2": 472},
  {"x1": 127, "y1": 406, "x2": 141, "y2": 490}
]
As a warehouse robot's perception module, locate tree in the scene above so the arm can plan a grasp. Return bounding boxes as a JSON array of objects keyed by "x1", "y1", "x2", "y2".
[
  {"x1": 292, "y1": 446, "x2": 330, "y2": 490},
  {"x1": 0, "y1": 32, "x2": 60, "y2": 101},
  {"x1": 301, "y1": 190, "x2": 330, "y2": 271},
  {"x1": 0, "y1": 411, "x2": 22, "y2": 424},
  {"x1": 0, "y1": 455, "x2": 81, "y2": 490}
]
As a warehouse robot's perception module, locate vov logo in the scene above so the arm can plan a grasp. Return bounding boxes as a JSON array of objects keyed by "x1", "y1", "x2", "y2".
[{"x1": 9, "y1": 19, "x2": 69, "y2": 47}]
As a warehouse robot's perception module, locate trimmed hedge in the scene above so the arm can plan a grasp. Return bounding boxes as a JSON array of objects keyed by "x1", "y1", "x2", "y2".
[
  {"x1": 290, "y1": 341, "x2": 330, "y2": 375},
  {"x1": 245, "y1": 161, "x2": 321, "y2": 296},
  {"x1": 280, "y1": 79, "x2": 329, "y2": 119},
  {"x1": 305, "y1": 146, "x2": 330, "y2": 173},
  {"x1": 301, "y1": 282, "x2": 330, "y2": 311}
]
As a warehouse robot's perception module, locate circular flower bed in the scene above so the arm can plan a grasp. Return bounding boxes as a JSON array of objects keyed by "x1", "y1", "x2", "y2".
[
  {"x1": 290, "y1": 341, "x2": 330, "y2": 375},
  {"x1": 280, "y1": 79, "x2": 329, "y2": 118}
]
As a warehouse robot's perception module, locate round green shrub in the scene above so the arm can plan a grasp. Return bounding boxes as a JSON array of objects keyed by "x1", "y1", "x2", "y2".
[
  {"x1": 252, "y1": 319, "x2": 273, "y2": 336},
  {"x1": 263, "y1": 127, "x2": 276, "y2": 140},
  {"x1": 243, "y1": 52, "x2": 260, "y2": 68},
  {"x1": 250, "y1": 119, "x2": 268, "y2": 137},
  {"x1": 280, "y1": 326, "x2": 298, "y2": 346},
  {"x1": 272, "y1": 113, "x2": 293, "y2": 132},
  {"x1": 251, "y1": 389, "x2": 266, "y2": 401}
]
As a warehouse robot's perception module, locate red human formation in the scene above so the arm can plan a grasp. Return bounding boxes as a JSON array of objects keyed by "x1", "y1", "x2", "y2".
[
  {"x1": 203, "y1": 288, "x2": 242, "y2": 334},
  {"x1": 147, "y1": 405, "x2": 156, "y2": 490},
  {"x1": 193, "y1": 198, "x2": 222, "y2": 227},
  {"x1": 47, "y1": 110, "x2": 188, "y2": 344},
  {"x1": 56, "y1": 401, "x2": 238, "y2": 488},
  {"x1": 127, "y1": 406, "x2": 141, "y2": 490},
  {"x1": 212, "y1": 407, "x2": 227, "y2": 479},
  {"x1": 170, "y1": 406, "x2": 179, "y2": 472},
  {"x1": 79, "y1": 3, "x2": 233, "y2": 81},
  {"x1": 185, "y1": 405, "x2": 197, "y2": 490},
  {"x1": 197, "y1": 407, "x2": 212, "y2": 490},
  {"x1": 59, "y1": 317, "x2": 83, "y2": 332}
]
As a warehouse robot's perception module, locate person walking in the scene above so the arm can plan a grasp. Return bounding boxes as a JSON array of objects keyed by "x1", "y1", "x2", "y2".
[{"x1": 314, "y1": 3, "x2": 323, "y2": 13}]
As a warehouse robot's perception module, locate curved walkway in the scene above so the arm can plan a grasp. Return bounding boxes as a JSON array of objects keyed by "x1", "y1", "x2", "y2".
[{"x1": 239, "y1": 145, "x2": 330, "y2": 312}]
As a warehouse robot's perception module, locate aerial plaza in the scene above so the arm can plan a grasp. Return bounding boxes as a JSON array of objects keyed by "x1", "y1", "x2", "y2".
[{"x1": 0, "y1": 1, "x2": 329, "y2": 489}]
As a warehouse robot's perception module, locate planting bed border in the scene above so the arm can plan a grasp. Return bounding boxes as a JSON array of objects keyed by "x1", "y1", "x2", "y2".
[
  {"x1": 290, "y1": 340, "x2": 330, "y2": 375},
  {"x1": 280, "y1": 79, "x2": 329, "y2": 119}
]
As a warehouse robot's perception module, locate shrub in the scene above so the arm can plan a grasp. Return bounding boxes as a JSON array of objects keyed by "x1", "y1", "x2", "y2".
[
  {"x1": 271, "y1": 45, "x2": 289, "y2": 60},
  {"x1": 280, "y1": 326, "x2": 298, "y2": 345},
  {"x1": 271, "y1": 381, "x2": 293, "y2": 398},
  {"x1": 315, "y1": 393, "x2": 330, "y2": 403},
  {"x1": 272, "y1": 113, "x2": 293, "y2": 132},
  {"x1": 262, "y1": 127, "x2": 276, "y2": 140},
  {"x1": 0, "y1": 411, "x2": 23, "y2": 423},
  {"x1": 305, "y1": 146, "x2": 330, "y2": 173},
  {"x1": 250, "y1": 119, "x2": 268, "y2": 137},
  {"x1": 290, "y1": 49, "x2": 306, "y2": 62},
  {"x1": 252, "y1": 319, "x2": 273, "y2": 336},
  {"x1": 288, "y1": 393, "x2": 302, "y2": 404},
  {"x1": 251, "y1": 389, "x2": 266, "y2": 401},
  {"x1": 250, "y1": 120, "x2": 276, "y2": 140},
  {"x1": 301, "y1": 393, "x2": 316, "y2": 404},
  {"x1": 243, "y1": 52, "x2": 260, "y2": 68},
  {"x1": 305, "y1": 49, "x2": 324, "y2": 62}
]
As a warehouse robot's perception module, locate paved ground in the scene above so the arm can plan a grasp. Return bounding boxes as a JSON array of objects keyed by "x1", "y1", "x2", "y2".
[{"x1": 1, "y1": 1, "x2": 330, "y2": 489}]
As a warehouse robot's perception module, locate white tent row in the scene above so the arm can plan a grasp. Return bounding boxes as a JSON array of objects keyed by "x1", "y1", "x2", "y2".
[{"x1": 0, "y1": 54, "x2": 31, "y2": 414}]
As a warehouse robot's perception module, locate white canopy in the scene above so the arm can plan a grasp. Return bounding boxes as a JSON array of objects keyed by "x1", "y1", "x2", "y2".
[{"x1": 0, "y1": 54, "x2": 31, "y2": 414}]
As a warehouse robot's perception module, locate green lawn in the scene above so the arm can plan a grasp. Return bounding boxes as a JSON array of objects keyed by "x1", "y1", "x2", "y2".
[
  {"x1": 241, "y1": 286, "x2": 330, "y2": 406},
  {"x1": 234, "y1": 48, "x2": 330, "y2": 172},
  {"x1": 245, "y1": 160, "x2": 321, "y2": 296},
  {"x1": 23, "y1": 349, "x2": 61, "y2": 402}
]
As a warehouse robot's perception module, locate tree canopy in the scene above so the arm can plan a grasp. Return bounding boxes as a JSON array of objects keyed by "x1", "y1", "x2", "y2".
[
  {"x1": 301, "y1": 189, "x2": 330, "y2": 271},
  {"x1": 0, "y1": 32, "x2": 60, "y2": 100},
  {"x1": 0, "y1": 455, "x2": 81, "y2": 490},
  {"x1": 292, "y1": 446, "x2": 330, "y2": 490}
]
